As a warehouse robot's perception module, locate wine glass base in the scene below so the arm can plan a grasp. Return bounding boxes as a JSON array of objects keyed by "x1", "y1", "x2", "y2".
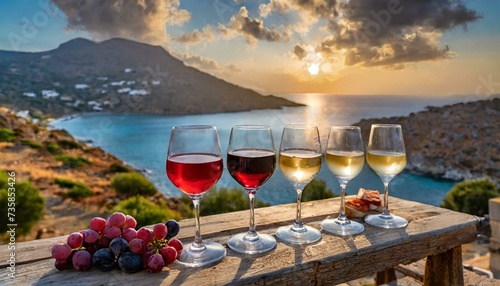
[
  {"x1": 227, "y1": 233, "x2": 276, "y2": 254},
  {"x1": 364, "y1": 214, "x2": 408, "y2": 229},
  {"x1": 176, "y1": 241, "x2": 226, "y2": 268},
  {"x1": 276, "y1": 225, "x2": 322, "y2": 245},
  {"x1": 321, "y1": 218, "x2": 364, "y2": 236}
]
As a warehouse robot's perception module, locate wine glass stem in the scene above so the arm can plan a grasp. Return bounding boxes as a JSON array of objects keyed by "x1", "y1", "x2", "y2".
[
  {"x1": 245, "y1": 191, "x2": 259, "y2": 241},
  {"x1": 382, "y1": 181, "x2": 391, "y2": 217},
  {"x1": 293, "y1": 189, "x2": 304, "y2": 230},
  {"x1": 191, "y1": 198, "x2": 205, "y2": 250},
  {"x1": 337, "y1": 183, "x2": 348, "y2": 222}
]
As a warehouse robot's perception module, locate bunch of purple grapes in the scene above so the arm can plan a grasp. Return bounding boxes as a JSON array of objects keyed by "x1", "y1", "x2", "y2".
[{"x1": 51, "y1": 212, "x2": 182, "y2": 273}]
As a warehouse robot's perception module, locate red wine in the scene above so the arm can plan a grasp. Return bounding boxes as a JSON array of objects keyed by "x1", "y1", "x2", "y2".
[
  {"x1": 166, "y1": 153, "x2": 223, "y2": 195},
  {"x1": 227, "y1": 149, "x2": 276, "y2": 190}
]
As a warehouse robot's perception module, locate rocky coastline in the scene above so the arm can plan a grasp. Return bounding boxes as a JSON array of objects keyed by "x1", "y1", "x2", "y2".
[{"x1": 354, "y1": 97, "x2": 499, "y2": 184}]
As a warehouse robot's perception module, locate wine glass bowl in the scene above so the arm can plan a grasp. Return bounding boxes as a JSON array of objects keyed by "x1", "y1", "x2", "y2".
[
  {"x1": 364, "y1": 124, "x2": 408, "y2": 229},
  {"x1": 321, "y1": 126, "x2": 365, "y2": 236},
  {"x1": 226, "y1": 125, "x2": 277, "y2": 254},
  {"x1": 166, "y1": 125, "x2": 226, "y2": 267},
  {"x1": 275, "y1": 124, "x2": 322, "y2": 244}
]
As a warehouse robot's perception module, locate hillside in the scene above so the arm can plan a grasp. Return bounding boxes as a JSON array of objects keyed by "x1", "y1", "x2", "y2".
[
  {"x1": 354, "y1": 98, "x2": 499, "y2": 183},
  {"x1": 0, "y1": 38, "x2": 302, "y2": 116},
  {"x1": 0, "y1": 107, "x2": 177, "y2": 241}
]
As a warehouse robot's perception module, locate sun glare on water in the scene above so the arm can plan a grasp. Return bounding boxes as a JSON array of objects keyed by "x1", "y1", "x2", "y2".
[{"x1": 308, "y1": 63, "x2": 320, "y2": 76}]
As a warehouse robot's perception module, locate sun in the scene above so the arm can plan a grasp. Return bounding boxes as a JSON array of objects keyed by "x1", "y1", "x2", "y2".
[{"x1": 308, "y1": 63, "x2": 320, "y2": 76}]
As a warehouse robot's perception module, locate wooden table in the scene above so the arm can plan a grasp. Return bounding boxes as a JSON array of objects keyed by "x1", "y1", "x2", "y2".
[{"x1": 0, "y1": 196, "x2": 479, "y2": 285}]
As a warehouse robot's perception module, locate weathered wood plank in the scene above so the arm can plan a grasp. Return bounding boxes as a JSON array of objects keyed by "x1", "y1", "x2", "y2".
[
  {"x1": 0, "y1": 197, "x2": 479, "y2": 285},
  {"x1": 424, "y1": 246, "x2": 464, "y2": 286}
]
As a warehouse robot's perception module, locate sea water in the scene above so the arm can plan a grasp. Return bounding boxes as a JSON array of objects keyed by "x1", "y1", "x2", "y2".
[{"x1": 50, "y1": 94, "x2": 461, "y2": 206}]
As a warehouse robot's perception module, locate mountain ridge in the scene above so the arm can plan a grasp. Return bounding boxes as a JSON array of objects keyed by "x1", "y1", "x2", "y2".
[{"x1": 0, "y1": 37, "x2": 302, "y2": 116}]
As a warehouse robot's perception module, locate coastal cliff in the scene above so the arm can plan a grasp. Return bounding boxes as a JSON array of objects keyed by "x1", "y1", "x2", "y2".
[{"x1": 355, "y1": 98, "x2": 499, "y2": 183}]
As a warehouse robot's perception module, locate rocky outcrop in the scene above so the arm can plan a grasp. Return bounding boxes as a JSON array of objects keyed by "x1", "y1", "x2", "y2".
[{"x1": 354, "y1": 98, "x2": 499, "y2": 183}]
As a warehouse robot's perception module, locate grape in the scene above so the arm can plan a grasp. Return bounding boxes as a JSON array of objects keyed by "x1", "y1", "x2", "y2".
[
  {"x1": 160, "y1": 246, "x2": 177, "y2": 265},
  {"x1": 109, "y1": 237, "x2": 129, "y2": 256},
  {"x1": 118, "y1": 252, "x2": 143, "y2": 273},
  {"x1": 51, "y1": 243, "x2": 73, "y2": 260},
  {"x1": 83, "y1": 229, "x2": 100, "y2": 244},
  {"x1": 123, "y1": 215, "x2": 137, "y2": 229},
  {"x1": 129, "y1": 238, "x2": 147, "y2": 255},
  {"x1": 92, "y1": 248, "x2": 117, "y2": 272},
  {"x1": 165, "y1": 220, "x2": 180, "y2": 238},
  {"x1": 100, "y1": 235, "x2": 111, "y2": 248},
  {"x1": 83, "y1": 241, "x2": 99, "y2": 255},
  {"x1": 89, "y1": 217, "x2": 107, "y2": 232},
  {"x1": 122, "y1": 228, "x2": 137, "y2": 242},
  {"x1": 108, "y1": 212, "x2": 127, "y2": 227},
  {"x1": 153, "y1": 223, "x2": 168, "y2": 240},
  {"x1": 167, "y1": 238, "x2": 183, "y2": 259},
  {"x1": 72, "y1": 250, "x2": 92, "y2": 271},
  {"x1": 106, "y1": 226, "x2": 122, "y2": 239},
  {"x1": 147, "y1": 254, "x2": 165, "y2": 273},
  {"x1": 136, "y1": 227, "x2": 154, "y2": 244},
  {"x1": 54, "y1": 258, "x2": 72, "y2": 271},
  {"x1": 142, "y1": 250, "x2": 155, "y2": 269},
  {"x1": 67, "y1": 232, "x2": 84, "y2": 249}
]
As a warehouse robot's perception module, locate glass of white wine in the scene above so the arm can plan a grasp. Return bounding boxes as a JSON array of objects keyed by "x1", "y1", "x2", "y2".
[
  {"x1": 321, "y1": 126, "x2": 365, "y2": 236},
  {"x1": 365, "y1": 124, "x2": 408, "y2": 228},
  {"x1": 276, "y1": 124, "x2": 322, "y2": 244}
]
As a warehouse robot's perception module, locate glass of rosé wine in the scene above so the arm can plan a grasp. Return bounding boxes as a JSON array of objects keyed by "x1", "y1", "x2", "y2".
[
  {"x1": 226, "y1": 125, "x2": 277, "y2": 254},
  {"x1": 166, "y1": 125, "x2": 226, "y2": 267}
]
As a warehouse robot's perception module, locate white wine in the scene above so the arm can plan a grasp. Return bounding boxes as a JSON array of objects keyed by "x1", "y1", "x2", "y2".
[
  {"x1": 279, "y1": 149, "x2": 322, "y2": 183},
  {"x1": 326, "y1": 150, "x2": 364, "y2": 180},
  {"x1": 366, "y1": 150, "x2": 406, "y2": 175}
]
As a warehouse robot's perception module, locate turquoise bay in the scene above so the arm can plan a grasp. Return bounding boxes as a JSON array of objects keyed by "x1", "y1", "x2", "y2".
[{"x1": 50, "y1": 94, "x2": 461, "y2": 207}]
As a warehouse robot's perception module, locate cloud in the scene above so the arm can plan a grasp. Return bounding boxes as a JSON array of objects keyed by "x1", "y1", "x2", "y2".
[
  {"x1": 293, "y1": 43, "x2": 308, "y2": 60},
  {"x1": 179, "y1": 53, "x2": 220, "y2": 70},
  {"x1": 172, "y1": 25, "x2": 215, "y2": 45},
  {"x1": 219, "y1": 7, "x2": 291, "y2": 45},
  {"x1": 51, "y1": 0, "x2": 191, "y2": 44},
  {"x1": 226, "y1": 64, "x2": 242, "y2": 73},
  {"x1": 260, "y1": 0, "x2": 481, "y2": 69}
]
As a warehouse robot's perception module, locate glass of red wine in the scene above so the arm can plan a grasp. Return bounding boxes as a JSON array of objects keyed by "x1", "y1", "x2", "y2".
[
  {"x1": 226, "y1": 125, "x2": 277, "y2": 254},
  {"x1": 166, "y1": 125, "x2": 226, "y2": 267}
]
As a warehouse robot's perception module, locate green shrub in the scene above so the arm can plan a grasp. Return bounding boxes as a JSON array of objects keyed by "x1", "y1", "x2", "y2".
[
  {"x1": 0, "y1": 172, "x2": 44, "y2": 237},
  {"x1": 68, "y1": 185, "x2": 93, "y2": 200},
  {"x1": 54, "y1": 178, "x2": 92, "y2": 200},
  {"x1": 111, "y1": 196, "x2": 181, "y2": 228},
  {"x1": 199, "y1": 187, "x2": 270, "y2": 216},
  {"x1": 111, "y1": 172, "x2": 157, "y2": 197},
  {"x1": 302, "y1": 179, "x2": 335, "y2": 202},
  {"x1": 57, "y1": 139, "x2": 81, "y2": 149},
  {"x1": 0, "y1": 128, "x2": 15, "y2": 142},
  {"x1": 55, "y1": 155, "x2": 91, "y2": 168},
  {"x1": 46, "y1": 143, "x2": 60, "y2": 154},
  {"x1": 109, "y1": 163, "x2": 130, "y2": 173},
  {"x1": 21, "y1": 139, "x2": 42, "y2": 149},
  {"x1": 54, "y1": 178, "x2": 82, "y2": 188},
  {"x1": 441, "y1": 178, "x2": 499, "y2": 216}
]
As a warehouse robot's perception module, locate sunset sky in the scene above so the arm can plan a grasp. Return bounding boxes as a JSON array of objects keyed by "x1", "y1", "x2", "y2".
[{"x1": 1, "y1": 0, "x2": 499, "y2": 97}]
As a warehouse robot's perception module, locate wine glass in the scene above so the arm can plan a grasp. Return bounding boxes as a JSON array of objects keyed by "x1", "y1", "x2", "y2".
[
  {"x1": 166, "y1": 125, "x2": 226, "y2": 267},
  {"x1": 321, "y1": 126, "x2": 365, "y2": 236},
  {"x1": 275, "y1": 124, "x2": 322, "y2": 244},
  {"x1": 364, "y1": 124, "x2": 408, "y2": 228},
  {"x1": 226, "y1": 125, "x2": 277, "y2": 254}
]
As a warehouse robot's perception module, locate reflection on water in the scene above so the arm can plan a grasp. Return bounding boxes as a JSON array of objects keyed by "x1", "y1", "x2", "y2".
[{"x1": 51, "y1": 94, "x2": 461, "y2": 206}]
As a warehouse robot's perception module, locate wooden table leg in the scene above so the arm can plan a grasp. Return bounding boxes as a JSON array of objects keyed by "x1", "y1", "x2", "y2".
[
  {"x1": 376, "y1": 268, "x2": 397, "y2": 285},
  {"x1": 424, "y1": 245, "x2": 464, "y2": 286}
]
